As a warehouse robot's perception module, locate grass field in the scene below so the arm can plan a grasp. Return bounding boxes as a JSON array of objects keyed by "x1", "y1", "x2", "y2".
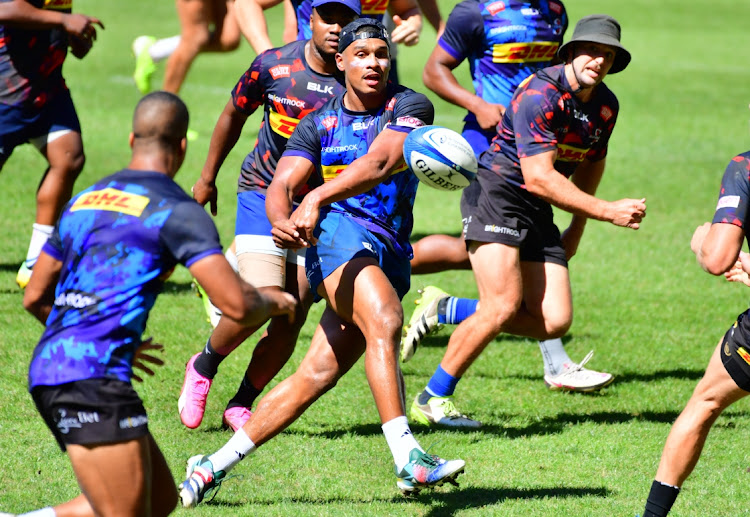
[{"x1": 2, "y1": 0, "x2": 750, "y2": 515}]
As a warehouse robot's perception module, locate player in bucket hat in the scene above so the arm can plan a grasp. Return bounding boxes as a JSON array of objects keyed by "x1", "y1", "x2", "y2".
[{"x1": 557, "y1": 14, "x2": 631, "y2": 74}]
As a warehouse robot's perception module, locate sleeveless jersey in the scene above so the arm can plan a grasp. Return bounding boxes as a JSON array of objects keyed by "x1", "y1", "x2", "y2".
[
  {"x1": 284, "y1": 84, "x2": 434, "y2": 255},
  {"x1": 28, "y1": 169, "x2": 222, "y2": 389},
  {"x1": 0, "y1": 0, "x2": 71, "y2": 107},
  {"x1": 439, "y1": 0, "x2": 566, "y2": 118},
  {"x1": 232, "y1": 39, "x2": 345, "y2": 201},
  {"x1": 480, "y1": 64, "x2": 618, "y2": 189}
]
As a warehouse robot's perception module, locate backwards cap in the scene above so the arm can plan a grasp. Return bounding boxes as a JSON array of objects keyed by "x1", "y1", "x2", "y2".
[{"x1": 338, "y1": 18, "x2": 389, "y2": 53}]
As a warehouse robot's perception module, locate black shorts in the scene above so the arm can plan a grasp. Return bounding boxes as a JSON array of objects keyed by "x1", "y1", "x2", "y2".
[
  {"x1": 31, "y1": 378, "x2": 149, "y2": 452},
  {"x1": 720, "y1": 311, "x2": 750, "y2": 392},
  {"x1": 460, "y1": 168, "x2": 568, "y2": 266}
]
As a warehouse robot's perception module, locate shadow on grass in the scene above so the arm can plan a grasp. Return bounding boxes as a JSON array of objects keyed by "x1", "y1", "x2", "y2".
[
  {"x1": 417, "y1": 485, "x2": 610, "y2": 517},
  {"x1": 0, "y1": 262, "x2": 20, "y2": 273},
  {"x1": 206, "y1": 485, "x2": 609, "y2": 513}
]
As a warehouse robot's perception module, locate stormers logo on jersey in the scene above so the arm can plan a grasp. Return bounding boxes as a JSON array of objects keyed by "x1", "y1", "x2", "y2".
[
  {"x1": 322, "y1": 116, "x2": 338, "y2": 130},
  {"x1": 492, "y1": 42, "x2": 559, "y2": 63},
  {"x1": 71, "y1": 188, "x2": 150, "y2": 217},
  {"x1": 269, "y1": 111, "x2": 300, "y2": 139},
  {"x1": 556, "y1": 144, "x2": 588, "y2": 163}
]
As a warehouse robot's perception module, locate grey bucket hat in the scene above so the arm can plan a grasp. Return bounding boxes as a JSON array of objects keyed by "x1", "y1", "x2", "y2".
[{"x1": 557, "y1": 14, "x2": 631, "y2": 74}]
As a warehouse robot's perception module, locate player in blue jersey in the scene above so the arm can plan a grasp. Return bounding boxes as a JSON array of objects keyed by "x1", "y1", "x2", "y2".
[
  {"x1": 408, "y1": 15, "x2": 647, "y2": 428},
  {"x1": 641, "y1": 149, "x2": 750, "y2": 516},
  {"x1": 178, "y1": 20, "x2": 464, "y2": 507},
  {"x1": 0, "y1": 0, "x2": 102, "y2": 290},
  {"x1": 178, "y1": 0, "x2": 359, "y2": 433},
  {"x1": 14, "y1": 92, "x2": 295, "y2": 517}
]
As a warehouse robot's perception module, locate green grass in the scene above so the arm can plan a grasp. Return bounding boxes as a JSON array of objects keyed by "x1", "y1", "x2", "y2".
[{"x1": 2, "y1": 0, "x2": 750, "y2": 515}]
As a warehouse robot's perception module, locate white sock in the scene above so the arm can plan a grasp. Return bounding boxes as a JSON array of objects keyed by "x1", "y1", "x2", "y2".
[
  {"x1": 25, "y1": 223, "x2": 54, "y2": 268},
  {"x1": 149, "y1": 35, "x2": 180, "y2": 62},
  {"x1": 225, "y1": 247, "x2": 239, "y2": 272},
  {"x1": 20, "y1": 508, "x2": 56, "y2": 517},
  {"x1": 208, "y1": 428, "x2": 256, "y2": 473},
  {"x1": 382, "y1": 416, "x2": 423, "y2": 471},
  {"x1": 538, "y1": 338, "x2": 572, "y2": 376}
]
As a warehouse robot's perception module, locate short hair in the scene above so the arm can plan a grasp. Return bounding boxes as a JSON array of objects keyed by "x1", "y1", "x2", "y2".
[{"x1": 132, "y1": 91, "x2": 189, "y2": 149}]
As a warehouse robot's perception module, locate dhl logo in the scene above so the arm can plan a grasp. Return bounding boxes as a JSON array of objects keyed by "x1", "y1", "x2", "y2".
[
  {"x1": 737, "y1": 346, "x2": 750, "y2": 366},
  {"x1": 44, "y1": 0, "x2": 72, "y2": 10},
  {"x1": 492, "y1": 42, "x2": 559, "y2": 63},
  {"x1": 322, "y1": 164, "x2": 347, "y2": 182},
  {"x1": 556, "y1": 144, "x2": 588, "y2": 163},
  {"x1": 71, "y1": 188, "x2": 150, "y2": 217},
  {"x1": 321, "y1": 161, "x2": 408, "y2": 183},
  {"x1": 361, "y1": 0, "x2": 388, "y2": 15},
  {"x1": 269, "y1": 111, "x2": 300, "y2": 139}
]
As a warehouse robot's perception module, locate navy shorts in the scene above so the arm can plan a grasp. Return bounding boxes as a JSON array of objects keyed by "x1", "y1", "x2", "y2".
[
  {"x1": 305, "y1": 211, "x2": 411, "y2": 302},
  {"x1": 31, "y1": 378, "x2": 149, "y2": 452},
  {"x1": 0, "y1": 91, "x2": 80, "y2": 162},
  {"x1": 720, "y1": 311, "x2": 750, "y2": 392},
  {"x1": 460, "y1": 168, "x2": 567, "y2": 267}
]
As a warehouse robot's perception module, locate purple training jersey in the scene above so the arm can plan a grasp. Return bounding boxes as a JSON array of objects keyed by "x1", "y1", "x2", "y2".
[
  {"x1": 481, "y1": 64, "x2": 618, "y2": 188},
  {"x1": 231, "y1": 39, "x2": 345, "y2": 202}
]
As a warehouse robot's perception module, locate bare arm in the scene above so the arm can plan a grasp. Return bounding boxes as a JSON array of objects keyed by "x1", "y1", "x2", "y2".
[
  {"x1": 192, "y1": 100, "x2": 249, "y2": 215},
  {"x1": 691, "y1": 222, "x2": 745, "y2": 276},
  {"x1": 189, "y1": 254, "x2": 296, "y2": 325},
  {"x1": 422, "y1": 45, "x2": 503, "y2": 131},
  {"x1": 521, "y1": 150, "x2": 646, "y2": 228},
  {"x1": 0, "y1": 0, "x2": 102, "y2": 35},
  {"x1": 235, "y1": 0, "x2": 283, "y2": 55},
  {"x1": 290, "y1": 128, "x2": 409, "y2": 244},
  {"x1": 23, "y1": 251, "x2": 62, "y2": 324},
  {"x1": 266, "y1": 155, "x2": 317, "y2": 248},
  {"x1": 415, "y1": 0, "x2": 444, "y2": 36},
  {"x1": 389, "y1": 0, "x2": 422, "y2": 46}
]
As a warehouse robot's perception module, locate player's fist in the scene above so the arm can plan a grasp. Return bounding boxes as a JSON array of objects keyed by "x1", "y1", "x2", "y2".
[{"x1": 607, "y1": 197, "x2": 646, "y2": 229}]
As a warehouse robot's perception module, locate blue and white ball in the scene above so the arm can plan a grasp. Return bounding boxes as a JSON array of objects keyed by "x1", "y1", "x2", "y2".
[{"x1": 403, "y1": 125, "x2": 478, "y2": 192}]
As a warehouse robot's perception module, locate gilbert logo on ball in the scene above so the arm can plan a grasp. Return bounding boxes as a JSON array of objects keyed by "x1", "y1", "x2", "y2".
[{"x1": 403, "y1": 126, "x2": 478, "y2": 192}]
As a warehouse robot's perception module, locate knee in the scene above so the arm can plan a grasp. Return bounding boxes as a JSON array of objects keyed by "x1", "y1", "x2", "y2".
[
  {"x1": 221, "y1": 37, "x2": 240, "y2": 52},
  {"x1": 370, "y1": 303, "x2": 404, "y2": 343},
  {"x1": 545, "y1": 316, "x2": 572, "y2": 339},
  {"x1": 477, "y1": 298, "x2": 521, "y2": 334},
  {"x1": 298, "y1": 361, "x2": 340, "y2": 394},
  {"x1": 182, "y1": 28, "x2": 211, "y2": 53}
]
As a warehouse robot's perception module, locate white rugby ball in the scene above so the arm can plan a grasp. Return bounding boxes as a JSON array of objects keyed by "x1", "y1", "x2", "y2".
[{"x1": 403, "y1": 125, "x2": 477, "y2": 192}]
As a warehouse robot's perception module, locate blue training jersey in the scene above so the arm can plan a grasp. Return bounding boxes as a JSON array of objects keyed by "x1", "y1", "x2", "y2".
[
  {"x1": 293, "y1": 0, "x2": 388, "y2": 40},
  {"x1": 28, "y1": 169, "x2": 223, "y2": 389},
  {"x1": 439, "y1": 0, "x2": 567, "y2": 118},
  {"x1": 283, "y1": 84, "x2": 434, "y2": 256}
]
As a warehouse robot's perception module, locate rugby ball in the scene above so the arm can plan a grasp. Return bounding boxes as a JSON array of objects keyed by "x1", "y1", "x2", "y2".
[{"x1": 403, "y1": 126, "x2": 477, "y2": 192}]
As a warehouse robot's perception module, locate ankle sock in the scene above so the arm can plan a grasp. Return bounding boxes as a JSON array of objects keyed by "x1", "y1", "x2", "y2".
[
  {"x1": 643, "y1": 480, "x2": 680, "y2": 517},
  {"x1": 193, "y1": 338, "x2": 227, "y2": 379},
  {"x1": 437, "y1": 297, "x2": 478, "y2": 325}
]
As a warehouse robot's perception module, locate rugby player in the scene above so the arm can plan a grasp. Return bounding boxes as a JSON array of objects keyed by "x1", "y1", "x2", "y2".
[
  {"x1": 0, "y1": 0, "x2": 102, "y2": 289},
  {"x1": 177, "y1": 0, "x2": 360, "y2": 432},
  {"x1": 178, "y1": 19, "x2": 464, "y2": 507},
  {"x1": 15, "y1": 92, "x2": 295, "y2": 517},
  {"x1": 409, "y1": 15, "x2": 646, "y2": 428}
]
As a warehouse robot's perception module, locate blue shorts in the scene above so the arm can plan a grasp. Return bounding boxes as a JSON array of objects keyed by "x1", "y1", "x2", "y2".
[
  {"x1": 235, "y1": 190, "x2": 304, "y2": 265},
  {"x1": 0, "y1": 91, "x2": 80, "y2": 162},
  {"x1": 462, "y1": 119, "x2": 495, "y2": 157},
  {"x1": 306, "y1": 211, "x2": 411, "y2": 302}
]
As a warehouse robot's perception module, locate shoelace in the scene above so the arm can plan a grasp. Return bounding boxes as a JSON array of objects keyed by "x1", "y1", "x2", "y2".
[
  {"x1": 564, "y1": 350, "x2": 594, "y2": 373},
  {"x1": 439, "y1": 399, "x2": 468, "y2": 419}
]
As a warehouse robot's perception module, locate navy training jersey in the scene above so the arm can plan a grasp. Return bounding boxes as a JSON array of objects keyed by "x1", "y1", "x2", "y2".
[
  {"x1": 284, "y1": 84, "x2": 434, "y2": 255},
  {"x1": 712, "y1": 152, "x2": 750, "y2": 236},
  {"x1": 232, "y1": 40, "x2": 345, "y2": 201},
  {"x1": 481, "y1": 64, "x2": 618, "y2": 188},
  {"x1": 28, "y1": 169, "x2": 223, "y2": 389},
  {"x1": 0, "y1": 0, "x2": 71, "y2": 107},
  {"x1": 439, "y1": 0, "x2": 566, "y2": 115}
]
